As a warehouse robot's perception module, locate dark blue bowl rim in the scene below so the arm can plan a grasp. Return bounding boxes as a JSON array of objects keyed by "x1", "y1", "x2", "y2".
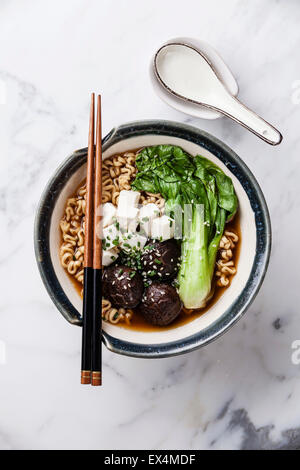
[{"x1": 34, "y1": 120, "x2": 271, "y2": 358}]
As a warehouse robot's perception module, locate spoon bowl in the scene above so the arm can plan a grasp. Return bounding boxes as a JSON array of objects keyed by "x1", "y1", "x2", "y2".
[{"x1": 150, "y1": 37, "x2": 239, "y2": 120}]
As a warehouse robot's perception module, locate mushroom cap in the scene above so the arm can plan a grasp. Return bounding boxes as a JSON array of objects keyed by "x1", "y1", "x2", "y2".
[
  {"x1": 141, "y1": 240, "x2": 180, "y2": 281},
  {"x1": 139, "y1": 282, "x2": 182, "y2": 326},
  {"x1": 103, "y1": 265, "x2": 144, "y2": 308}
]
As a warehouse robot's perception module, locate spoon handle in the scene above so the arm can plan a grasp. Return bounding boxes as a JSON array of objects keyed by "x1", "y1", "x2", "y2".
[{"x1": 215, "y1": 93, "x2": 282, "y2": 145}]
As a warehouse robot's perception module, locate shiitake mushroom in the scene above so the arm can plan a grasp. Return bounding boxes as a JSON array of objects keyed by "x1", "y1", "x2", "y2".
[
  {"x1": 141, "y1": 240, "x2": 180, "y2": 281},
  {"x1": 102, "y1": 240, "x2": 182, "y2": 325},
  {"x1": 102, "y1": 265, "x2": 143, "y2": 308},
  {"x1": 139, "y1": 282, "x2": 182, "y2": 326}
]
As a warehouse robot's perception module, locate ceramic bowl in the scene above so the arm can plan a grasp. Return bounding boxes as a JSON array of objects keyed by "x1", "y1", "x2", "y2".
[{"x1": 34, "y1": 120, "x2": 271, "y2": 358}]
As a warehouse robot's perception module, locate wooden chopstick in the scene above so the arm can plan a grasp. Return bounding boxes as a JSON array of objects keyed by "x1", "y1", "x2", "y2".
[
  {"x1": 81, "y1": 93, "x2": 95, "y2": 385},
  {"x1": 91, "y1": 95, "x2": 102, "y2": 386}
]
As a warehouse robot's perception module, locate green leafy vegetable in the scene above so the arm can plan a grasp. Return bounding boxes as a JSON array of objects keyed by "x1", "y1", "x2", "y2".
[{"x1": 131, "y1": 145, "x2": 238, "y2": 308}]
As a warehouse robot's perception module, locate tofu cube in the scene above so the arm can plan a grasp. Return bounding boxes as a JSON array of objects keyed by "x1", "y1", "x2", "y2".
[
  {"x1": 116, "y1": 206, "x2": 139, "y2": 232},
  {"x1": 101, "y1": 202, "x2": 116, "y2": 228},
  {"x1": 102, "y1": 224, "x2": 120, "y2": 249},
  {"x1": 151, "y1": 215, "x2": 174, "y2": 241},
  {"x1": 138, "y1": 203, "x2": 161, "y2": 237},
  {"x1": 102, "y1": 248, "x2": 119, "y2": 267},
  {"x1": 118, "y1": 190, "x2": 140, "y2": 210},
  {"x1": 120, "y1": 232, "x2": 147, "y2": 253}
]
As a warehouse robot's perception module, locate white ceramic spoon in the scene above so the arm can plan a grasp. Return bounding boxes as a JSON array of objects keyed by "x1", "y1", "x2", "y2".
[{"x1": 154, "y1": 43, "x2": 282, "y2": 145}]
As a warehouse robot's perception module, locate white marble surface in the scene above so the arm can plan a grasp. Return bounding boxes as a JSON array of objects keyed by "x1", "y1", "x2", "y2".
[{"x1": 0, "y1": 0, "x2": 300, "y2": 450}]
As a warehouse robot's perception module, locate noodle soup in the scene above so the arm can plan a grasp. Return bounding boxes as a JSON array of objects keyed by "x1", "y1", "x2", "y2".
[{"x1": 59, "y1": 146, "x2": 240, "y2": 331}]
